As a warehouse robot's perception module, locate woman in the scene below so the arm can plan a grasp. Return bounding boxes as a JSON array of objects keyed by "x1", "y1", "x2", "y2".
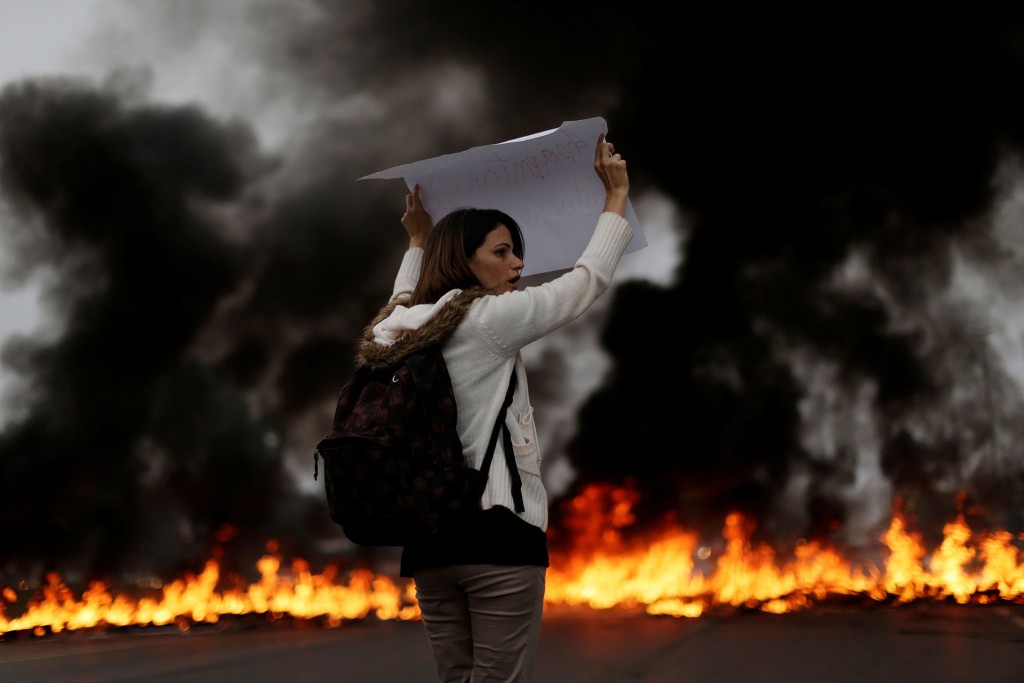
[{"x1": 371, "y1": 133, "x2": 631, "y2": 682}]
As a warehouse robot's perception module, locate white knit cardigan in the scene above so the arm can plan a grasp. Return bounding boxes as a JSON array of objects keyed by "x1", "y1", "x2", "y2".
[{"x1": 377, "y1": 211, "x2": 633, "y2": 532}]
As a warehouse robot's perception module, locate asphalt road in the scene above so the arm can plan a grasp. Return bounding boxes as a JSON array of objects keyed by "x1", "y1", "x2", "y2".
[{"x1": 1, "y1": 603, "x2": 1022, "y2": 682}]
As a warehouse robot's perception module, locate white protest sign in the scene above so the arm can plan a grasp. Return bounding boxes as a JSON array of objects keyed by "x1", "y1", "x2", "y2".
[{"x1": 359, "y1": 117, "x2": 646, "y2": 277}]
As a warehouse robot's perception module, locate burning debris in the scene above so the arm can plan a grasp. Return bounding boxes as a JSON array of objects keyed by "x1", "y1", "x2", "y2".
[{"x1": 2, "y1": 484, "x2": 1020, "y2": 639}]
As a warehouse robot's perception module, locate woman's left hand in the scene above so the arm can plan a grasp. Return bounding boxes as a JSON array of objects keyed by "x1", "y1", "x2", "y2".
[
  {"x1": 594, "y1": 133, "x2": 629, "y2": 217},
  {"x1": 401, "y1": 184, "x2": 433, "y2": 248}
]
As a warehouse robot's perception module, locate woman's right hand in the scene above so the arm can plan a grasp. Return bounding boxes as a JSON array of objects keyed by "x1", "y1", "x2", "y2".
[
  {"x1": 594, "y1": 133, "x2": 629, "y2": 217},
  {"x1": 401, "y1": 184, "x2": 433, "y2": 248}
]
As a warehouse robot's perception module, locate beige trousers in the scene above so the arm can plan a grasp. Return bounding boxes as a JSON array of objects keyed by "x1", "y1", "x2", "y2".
[{"x1": 414, "y1": 564, "x2": 547, "y2": 683}]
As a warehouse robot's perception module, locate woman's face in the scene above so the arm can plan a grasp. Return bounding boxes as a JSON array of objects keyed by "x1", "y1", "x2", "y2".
[{"x1": 469, "y1": 225, "x2": 524, "y2": 293}]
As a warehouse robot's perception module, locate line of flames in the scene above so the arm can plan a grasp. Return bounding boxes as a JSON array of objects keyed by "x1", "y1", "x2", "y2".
[{"x1": 1, "y1": 484, "x2": 1022, "y2": 637}]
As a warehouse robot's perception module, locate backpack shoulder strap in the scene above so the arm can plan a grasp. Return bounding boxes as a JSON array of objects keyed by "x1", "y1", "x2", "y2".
[
  {"x1": 479, "y1": 369, "x2": 524, "y2": 513},
  {"x1": 403, "y1": 345, "x2": 444, "y2": 397}
]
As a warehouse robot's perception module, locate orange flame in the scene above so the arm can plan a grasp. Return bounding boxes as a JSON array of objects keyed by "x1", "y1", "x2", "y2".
[
  {"x1": 0, "y1": 553, "x2": 420, "y2": 637},
  {"x1": 2, "y1": 484, "x2": 1021, "y2": 636}
]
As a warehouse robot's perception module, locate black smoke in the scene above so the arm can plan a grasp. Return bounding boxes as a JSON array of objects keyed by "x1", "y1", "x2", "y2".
[
  {"x1": 2, "y1": 0, "x2": 1024, "y2": 583},
  {"x1": 567, "y1": 2, "x2": 1024, "y2": 543},
  {"x1": 0, "y1": 77, "x2": 287, "y2": 579},
  {"x1": 304, "y1": 0, "x2": 1024, "y2": 544}
]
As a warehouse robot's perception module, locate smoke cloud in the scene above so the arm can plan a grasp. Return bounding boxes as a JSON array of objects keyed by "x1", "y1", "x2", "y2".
[{"x1": 1, "y1": 0, "x2": 1023, "y2": 580}]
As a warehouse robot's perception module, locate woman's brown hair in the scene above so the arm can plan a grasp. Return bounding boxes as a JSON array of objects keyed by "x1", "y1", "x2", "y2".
[{"x1": 409, "y1": 208, "x2": 524, "y2": 305}]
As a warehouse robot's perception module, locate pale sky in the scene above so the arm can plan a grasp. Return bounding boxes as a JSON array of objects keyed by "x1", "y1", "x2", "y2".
[{"x1": 0, "y1": 0, "x2": 103, "y2": 82}]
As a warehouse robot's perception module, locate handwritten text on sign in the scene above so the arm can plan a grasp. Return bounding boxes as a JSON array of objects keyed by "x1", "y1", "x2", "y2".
[{"x1": 359, "y1": 117, "x2": 645, "y2": 277}]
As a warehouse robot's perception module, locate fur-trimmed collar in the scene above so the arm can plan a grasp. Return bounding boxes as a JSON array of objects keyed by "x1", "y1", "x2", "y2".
[{"x1": 356, "y1": 287, "x2": 492, "y2": 369}]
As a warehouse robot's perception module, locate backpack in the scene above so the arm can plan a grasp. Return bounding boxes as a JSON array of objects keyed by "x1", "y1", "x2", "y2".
[{"x1": 313, "y1": 289, "x2": 524, "y2": 546}]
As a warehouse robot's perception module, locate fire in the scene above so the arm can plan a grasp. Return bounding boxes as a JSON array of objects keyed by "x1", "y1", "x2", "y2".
[
  {"x1": 545, "y1": 484, "x2": 1023, "y2": 616},
  {"x1": 2, "y1": 484, "x2": 1021, "y2": 637},
  {"x1": 0, "y1": 553, "x2": 421, "y2": 637}
]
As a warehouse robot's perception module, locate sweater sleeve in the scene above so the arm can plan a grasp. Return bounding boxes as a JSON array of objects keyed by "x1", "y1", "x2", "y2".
[
  {"x1": 391, "y1": 247, "x2": 424, "y2": 301},
  {"x1": 463, "y1": 211, "x2": 633, "y2": 355}
]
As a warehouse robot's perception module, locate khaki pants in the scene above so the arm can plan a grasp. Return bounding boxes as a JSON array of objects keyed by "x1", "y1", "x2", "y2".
[{"x1": 414, "y1": 564, "x2": 546, "y2": 683}]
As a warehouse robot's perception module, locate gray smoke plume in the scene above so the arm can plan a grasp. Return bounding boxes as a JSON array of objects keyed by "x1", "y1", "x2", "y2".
[
  {"x1": 2, "y1": 0, "x2": 1023, "y2": 583},
  {"x1": 561, "y1": 1, "x2": 1024, "y2": 547}
]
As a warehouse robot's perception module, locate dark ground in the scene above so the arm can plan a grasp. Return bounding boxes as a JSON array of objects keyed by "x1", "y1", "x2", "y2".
[{"x1": 1, "y1": 602, "x2": 1022, "y2": 682}]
